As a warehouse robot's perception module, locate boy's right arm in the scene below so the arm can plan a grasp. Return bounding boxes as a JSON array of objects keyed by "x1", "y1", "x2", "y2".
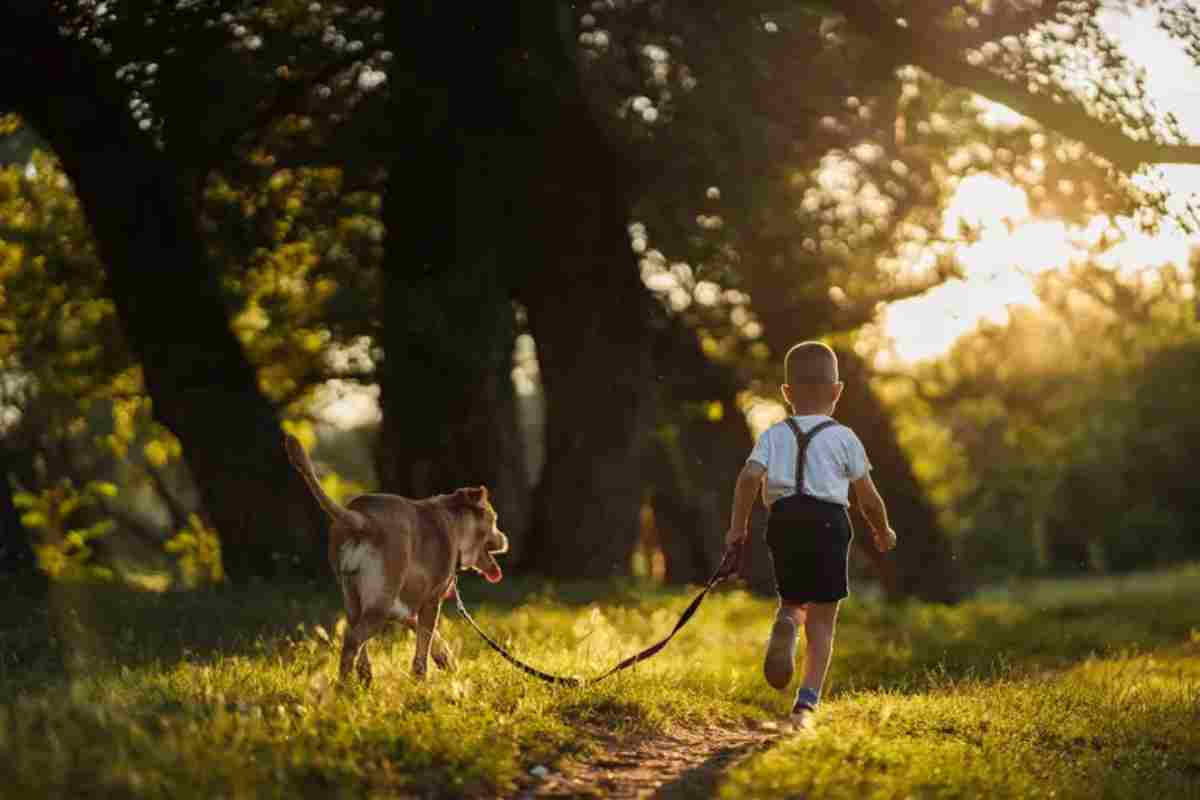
[
  {"x1": 726, "y1": 461, "x2": 765, "y2": 547},
  {"x1": 851, "y1": 473, "x2": 898, "y2": 552}
]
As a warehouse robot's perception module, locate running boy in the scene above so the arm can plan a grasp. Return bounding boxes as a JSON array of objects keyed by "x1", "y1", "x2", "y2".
[{"x1": 725, "y1": 341, "x2": 897, "y2": 728}]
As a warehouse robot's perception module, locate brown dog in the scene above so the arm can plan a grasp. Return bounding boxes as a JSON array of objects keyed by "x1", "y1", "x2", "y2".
[{"x1": 284, "y1": 434, "x2": 509, "y2": 684}]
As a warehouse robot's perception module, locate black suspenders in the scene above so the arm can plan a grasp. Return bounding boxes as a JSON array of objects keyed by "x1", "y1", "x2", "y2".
[{"x1": 782, "y1": 418, "x2": 840, "y2": 500}]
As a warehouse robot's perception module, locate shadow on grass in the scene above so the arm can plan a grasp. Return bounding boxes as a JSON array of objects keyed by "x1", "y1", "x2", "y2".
[
  {"x1": 3, "y1": 566, "x2": 1196, "y2": 708},
  {"x1": 0, "y1": 570, "x2": 708, "y2": 701},
  {"x1": 0, "y1": 574, "x2": 343, "y2": 698},
  {"x1": 831, "y1": 570, "x2": 1200, "y2": 697}
]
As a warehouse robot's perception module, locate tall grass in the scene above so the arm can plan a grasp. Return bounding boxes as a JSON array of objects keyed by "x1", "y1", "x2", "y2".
[{"x1": 0, "y1": 566, "x2": 1197, "y2": 798}]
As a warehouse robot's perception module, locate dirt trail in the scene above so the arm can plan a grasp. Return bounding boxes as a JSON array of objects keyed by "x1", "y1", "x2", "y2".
[{"x1": 511, "y1": 723, "x2": 786, "y2": 799}]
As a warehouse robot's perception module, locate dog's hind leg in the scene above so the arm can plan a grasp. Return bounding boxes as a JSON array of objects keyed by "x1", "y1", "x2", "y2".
[
  {"x1": 340, "y1": 607, "x2": 387, "y2": 686},
  {"x1": 411, "y1": 597, "x2": 446, "y2": 679},
  {"x1": 355, "y1": 644, "x2": 374, "y2": 684},
  {"x1": 337, "y1": 575, "x2": 367, "y2": 683},
  {"x1": 337, "y1": 541, "x2": 394, "y2": 685}
]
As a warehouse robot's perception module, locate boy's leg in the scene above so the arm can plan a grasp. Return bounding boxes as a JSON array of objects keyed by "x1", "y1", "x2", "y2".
[
  {"x1": 793, "y1": 600, "x2": 840, "y2": 713},
  {"x1": 764, "y1": 602, "x2": 807, "y2": 690}
]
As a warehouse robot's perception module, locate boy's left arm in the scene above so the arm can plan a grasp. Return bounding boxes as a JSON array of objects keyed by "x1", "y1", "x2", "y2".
[
  {"x1": 852, "y1": 473, "x2": 898, "y2": 552},
  {"x1": 726, "y1": 461, "x2": 765, "y2": 547}
]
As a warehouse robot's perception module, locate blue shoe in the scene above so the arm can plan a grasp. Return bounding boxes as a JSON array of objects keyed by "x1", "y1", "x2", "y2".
[{"x1": 791, "y1": 687, "x2": 819, "y2": 730}]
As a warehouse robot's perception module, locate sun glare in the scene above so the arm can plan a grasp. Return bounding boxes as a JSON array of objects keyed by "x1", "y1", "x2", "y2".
[
  {"x1": 882, "y1": 173, "x2": 1194, "y2": 364},
  {"x1": 941, "y1": 174, "x2": 1028, "y2": 236},
  {"x1": 877, "y1": 7, "x2": 1200, "y2": 365}
]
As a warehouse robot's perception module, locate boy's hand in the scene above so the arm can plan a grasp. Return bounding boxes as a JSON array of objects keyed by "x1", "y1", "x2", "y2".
[
  {"x1": 873, "y1": 526, "x2": 898, "y2": 553},
  {"x1": 725, "y1": 527, "x2": 748, "y2": 549}
]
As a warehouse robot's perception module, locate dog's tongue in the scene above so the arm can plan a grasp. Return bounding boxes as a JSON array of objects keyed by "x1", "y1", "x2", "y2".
[{"x1": 482, "y1": 565, "x2": 503, "y2": 583}]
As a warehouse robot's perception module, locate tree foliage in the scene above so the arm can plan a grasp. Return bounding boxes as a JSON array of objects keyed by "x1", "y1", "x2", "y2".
[
  {"x1": 884, "y1": 253, "x2": 1200, "y2": 580},
  {"x1": 4, "y1": 0, "x2": 1200, "y2": 591}
]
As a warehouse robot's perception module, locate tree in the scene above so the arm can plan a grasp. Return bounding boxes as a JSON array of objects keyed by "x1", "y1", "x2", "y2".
[
  {"x1": 11, "y1": 0, "x2": 1200, "y2": 594},
  {"x1": 374, "y1": 2, "x2": 533, "y2": 557},
  {"x1": 0, "y1": 4, "x2": 331, "y2": 579},
  {"x1": 577, "y1": 0, "x2": 1200, "y2": 595},
  {"x1": 0, "y1": 458, "x2": 34, "y2": 575},
  {"x1": 890, "y1": 251, "x2": 1200, "y2": 580}
]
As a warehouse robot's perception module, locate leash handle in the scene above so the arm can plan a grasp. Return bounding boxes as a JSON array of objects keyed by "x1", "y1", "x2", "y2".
[{"x1": 714, "y1": 539, "x2": 745, "y2": 582}]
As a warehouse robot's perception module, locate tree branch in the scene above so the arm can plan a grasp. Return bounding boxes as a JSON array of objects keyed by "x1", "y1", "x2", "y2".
[
  {"x1": 833, "y1": 0, "x2": 1200, "y2": 171},
  {"x1": 938, "y1": 1, "x2": 1068, "y2": 51}
]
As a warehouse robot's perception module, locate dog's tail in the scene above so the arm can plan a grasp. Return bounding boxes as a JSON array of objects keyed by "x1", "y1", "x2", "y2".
[{"x1": 284, "y1": 433, "x2": 365, "y2": 531}]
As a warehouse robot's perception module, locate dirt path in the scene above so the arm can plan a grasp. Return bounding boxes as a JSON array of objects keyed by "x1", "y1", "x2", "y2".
[{"x1": 511, "y1": 723, "x2": 787, "y2": 799}]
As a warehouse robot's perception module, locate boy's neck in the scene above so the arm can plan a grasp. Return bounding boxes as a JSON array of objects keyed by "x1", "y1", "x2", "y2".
[{"x1": 788, "y1": 405, "x2": 832, "y2": 417}]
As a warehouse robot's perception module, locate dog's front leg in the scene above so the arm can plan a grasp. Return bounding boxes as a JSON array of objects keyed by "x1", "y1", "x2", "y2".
[
  {"x1": 430, "y1": 628, "x2": 456, "y2": 672},
  {"x1": 411, "y1": 598, "x2": 443, "y2": 680}
]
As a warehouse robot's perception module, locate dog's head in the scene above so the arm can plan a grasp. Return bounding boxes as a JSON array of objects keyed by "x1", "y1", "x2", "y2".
[{"x1": 452, "y1": 486, "x2": 509, "y2": 583}]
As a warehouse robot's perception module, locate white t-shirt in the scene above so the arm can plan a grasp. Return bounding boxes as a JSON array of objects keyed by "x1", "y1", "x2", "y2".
[{"x1": 746, "y1": 415, "x2": 871, "y2": 507}]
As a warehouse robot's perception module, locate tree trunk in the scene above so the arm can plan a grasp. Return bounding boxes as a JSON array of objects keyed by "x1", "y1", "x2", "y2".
[
  {"x1": 375, "y1": 248, "x2": 530, "y2": 553},
  {"x1": 374, "y1": 3, "x2": 532, "y2": 553},
  {"x1": 0, "y1": 453, "x2": 37, "y2": 575},
  {"x1": 521, "y1": 288, "x2": 655, "y2": 579},
  {"x1": 3, "y1": 10, "x2": 326, "y2": 580},
  {"x1": 493, "y1": 3, "x2": 654, "y2": 579},
  {"x1": 515, "y1": 101, "x2": 656, "y2": 577}
]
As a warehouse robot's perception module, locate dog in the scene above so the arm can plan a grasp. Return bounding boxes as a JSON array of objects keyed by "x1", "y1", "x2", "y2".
[{"x1": 284, "y1": 434, "x2": 509, "y2": 684}]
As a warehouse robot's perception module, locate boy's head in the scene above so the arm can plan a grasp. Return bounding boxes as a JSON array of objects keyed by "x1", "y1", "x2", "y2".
[{"x1": 782, "y1": 341, "x2": 843, "y2": 414}]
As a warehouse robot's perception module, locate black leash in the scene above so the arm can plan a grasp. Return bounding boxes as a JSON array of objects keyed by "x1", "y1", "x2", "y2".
[{"x1": 453, "y1": 546, "x2": 742, "y2": 687}]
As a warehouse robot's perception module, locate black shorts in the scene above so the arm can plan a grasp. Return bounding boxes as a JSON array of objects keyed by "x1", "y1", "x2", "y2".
[{"x1": 765, "y1": 493, "x2": 854, "y2": 605}]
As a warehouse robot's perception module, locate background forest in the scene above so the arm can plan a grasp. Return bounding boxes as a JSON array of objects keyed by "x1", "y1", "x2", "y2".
[
  {"x1": 3, "y1": 0, "x2": 1200, "y2": 601},
  {"x1": 5, "y1": 3, "x2": 1200, "y2": 798}
]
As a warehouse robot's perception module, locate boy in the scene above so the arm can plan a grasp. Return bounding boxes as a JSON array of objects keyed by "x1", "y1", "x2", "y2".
[{"x1": 725, "y1": 341, "x2": 897, "y2": 729}]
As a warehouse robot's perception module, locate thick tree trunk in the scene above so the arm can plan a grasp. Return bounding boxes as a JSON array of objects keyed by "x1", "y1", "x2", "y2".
[
  {"x1": 375, "y1": 249, "x2": 529, "y2": 551},
  {"x1": 516, "y1": 102, "x2": 655, "y2": 578},
  {"x1": 3, "y1": 10, "x2": 326, "y2": 580},
  {"x1": 492, "y1": 2, "x2": 659, "y2": 580},
  {"x1": 521, "y1": 279, "x2": 655, "y2": 579},
  {"x1": 375, "y1": 3, "x2": 532, "y2": 551}
]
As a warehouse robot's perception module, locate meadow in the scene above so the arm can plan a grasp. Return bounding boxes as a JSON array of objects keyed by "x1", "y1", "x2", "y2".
[{"x1": 0, "y1": 566, "x2": 1197, "y2": 798}]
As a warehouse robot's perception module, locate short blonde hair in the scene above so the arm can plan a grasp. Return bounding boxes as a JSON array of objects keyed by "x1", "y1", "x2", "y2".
[{"x1": 784, "y1": 341, "x2": 839, "y2": 385}]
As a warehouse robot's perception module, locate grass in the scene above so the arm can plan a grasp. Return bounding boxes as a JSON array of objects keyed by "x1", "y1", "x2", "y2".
[
  {"x1": 0, "y1": 566, "x2": 1197, "y2": 798},
  {"x1": 720, "y1": 648, "x2": 1200, "y2": 799}
]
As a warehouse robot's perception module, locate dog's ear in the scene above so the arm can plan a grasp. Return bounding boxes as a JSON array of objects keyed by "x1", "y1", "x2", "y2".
[{"x1": 454, "y1": 486, "x2": 489, "y2": 507}]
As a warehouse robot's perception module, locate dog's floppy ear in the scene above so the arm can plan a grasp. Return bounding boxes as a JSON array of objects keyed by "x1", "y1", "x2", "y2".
[{"x1": 454, "y1": 486, "x2": 489, "y2": 507}]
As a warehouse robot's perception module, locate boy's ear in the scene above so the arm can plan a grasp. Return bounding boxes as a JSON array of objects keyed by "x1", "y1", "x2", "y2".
[
  {"x1": 831, "y1": 381, "x2": 845, "y2": 403},
  {"x1": 780, "y1": 383, "x2": 792, "y2": 405}
]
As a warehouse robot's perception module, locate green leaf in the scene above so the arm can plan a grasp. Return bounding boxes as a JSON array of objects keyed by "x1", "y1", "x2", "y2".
[
  {"x1": 20, "y1": 511, "x2": 47, "y2": 529},
  {"x1": 86, "y1": 481, "x2": 119, "y2": 498}
]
